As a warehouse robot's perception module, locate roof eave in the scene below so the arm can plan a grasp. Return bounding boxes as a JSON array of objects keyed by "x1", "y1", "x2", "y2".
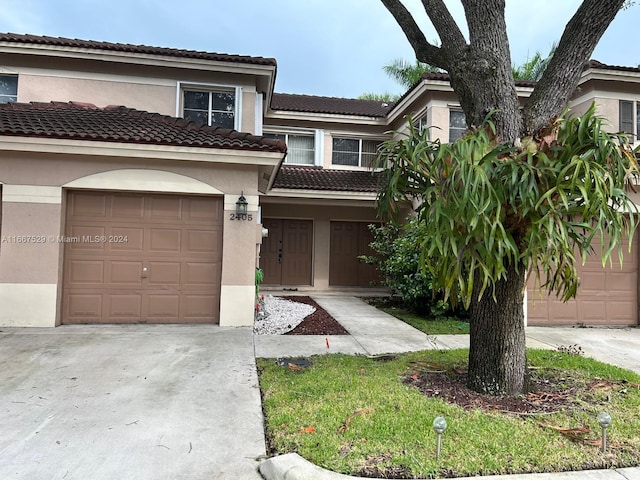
[{"x1": 0, "y1": 135, "x2": 285, "y2": 166}]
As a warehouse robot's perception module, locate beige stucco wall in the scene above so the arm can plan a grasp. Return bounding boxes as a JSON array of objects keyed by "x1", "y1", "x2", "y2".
[
  {"x1": 0, "y1": 152, "x2": 268, "y2": 327},
  {"x1": 15, "y1": 72, "x2": 260, "y2": 134},
  {"x1": 18, "y1": 74, "x2": 176, "y2": 116},
  {"x1": 260, "y1": 200, "x2": 379, "y2": 290}
]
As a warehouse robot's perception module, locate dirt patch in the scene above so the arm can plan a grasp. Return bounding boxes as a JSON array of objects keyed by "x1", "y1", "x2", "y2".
[
  {"x1": 404, "y1": 364, "x2": 587, "y2": 414},
  {"x1": 281, "y1": 296, "x2": 349, "y2": 335}
]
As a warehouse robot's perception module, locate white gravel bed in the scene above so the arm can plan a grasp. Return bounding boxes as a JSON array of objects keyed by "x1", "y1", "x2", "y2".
[{"x1": 254, "y1": 295, "x2": 316, "y2": 335}]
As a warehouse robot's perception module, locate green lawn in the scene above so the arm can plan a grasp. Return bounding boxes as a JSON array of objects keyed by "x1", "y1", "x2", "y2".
[
  {"x1": 377, "y1": 304, "x2": 470, "y2": 335},
  {"x1": 258, "y1": 349, "x2": 640, "y2": 478}
]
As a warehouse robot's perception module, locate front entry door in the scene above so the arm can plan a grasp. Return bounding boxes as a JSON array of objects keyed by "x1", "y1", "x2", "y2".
[{"x1": 261, "y1": 219, "x2": 312, "y2": 286}]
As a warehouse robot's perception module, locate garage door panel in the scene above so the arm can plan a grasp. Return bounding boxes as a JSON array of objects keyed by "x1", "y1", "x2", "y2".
[
  {"x1": 580, "y1": 301, "x2": 607, "y2": 321},
  {"x1": 608, "y1": 271, "x2": 634, "y2": 292},
  {"x1": 110, "y1": 227, "x2": 144, "y2": 252},
  {"x1": 149, "y1": 228, "x2": 182, "y2": 252},
  {"x1": 67, "y1": 260, "x2": 104, "y2": 284},
  {"x1": 187, "y1": 197, "x2": 222, "y2": 223},
  {"x1": 148, "y1": 196, "x2": 183, "y2": 221},
  {"x1": 67, "y1": 226, "x2": 106, "y2": 251},
  {"x1": 109, "y1": 261, "x2": 143, "y2": 285},
  {"x1": 147, "y1": 262, "x2": 181, "y2": 285},
  {"x1": 184, "y1": 262, "x2": 218, "y2": 285},
  {"x1": 110, "y1": 195, "x2": 145, "y2": 220},
  {"x1": 183, "y1": 294, "x2": 218, "y2": 318},
  {"x1": 66, "y1": 294, "x2": 103, "y2": 320},
  {"x1": 580, "y1": 272, "x2": 605, "y2": 290},
  {"x1": 146, "y1": 295, "x2": 180, "y2": 319},
  {"x1": 64, "y1": 191, "x2": 223, "y2": 324},
  {"x1": 108, "y1": 294, "x2": 142, "y2": 318},
  {"x1": 187, "y1": 229, "x2": 221, "y2": 253},
  {"x1": 70, "y1": 192, "x2": 107, "y2": 218},
  {"x1": 609, "y1": 301, "x2": 635, "y2": 323}
]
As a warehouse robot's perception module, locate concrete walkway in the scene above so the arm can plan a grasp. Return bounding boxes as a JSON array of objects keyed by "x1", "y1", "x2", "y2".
[{"x1": 257, "y1": 295, "x2": 640, "y2": 480}]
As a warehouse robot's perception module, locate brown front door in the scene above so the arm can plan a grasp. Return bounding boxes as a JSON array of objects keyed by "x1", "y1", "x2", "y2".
[
  {"x1": 329, "y1": 221, "x2": 379, "y2": 287},
  {"x1": 63, "y1": 191, "x2": 223, "y2": 324},
  {"x1": 260, "y1": 219, "x2": 312, "y2": 286}
]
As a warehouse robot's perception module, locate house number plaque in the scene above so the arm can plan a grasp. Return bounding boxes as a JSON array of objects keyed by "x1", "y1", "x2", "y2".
[{"x1": 229, "y1": 213, "x2": 253, "y2": 221}]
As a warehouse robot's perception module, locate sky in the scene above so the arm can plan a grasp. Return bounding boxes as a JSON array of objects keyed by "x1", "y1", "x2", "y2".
[{"x1": 0, "y1": 0, "x2": 637, "y2": 99}]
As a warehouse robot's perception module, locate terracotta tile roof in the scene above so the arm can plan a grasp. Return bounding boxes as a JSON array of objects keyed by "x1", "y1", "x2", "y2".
[
  {"x1": 272, "y1": 165, "x2": 381, "y2": 192},
  {"x1": 586, "y1": 59, "x2": 640, "y2": 74},
  {"x1": 0, "y1": 101, "x2": 286, "y2": 153},
  {"x1": 0, "y1": 32, "x2": 276, "y2": 67},
  {"x1": 418, "y1": 71, "x2": 537, "y2": 88},
  {"x1": 271, "y1": 93, "x2": 393, "y2": 118}
]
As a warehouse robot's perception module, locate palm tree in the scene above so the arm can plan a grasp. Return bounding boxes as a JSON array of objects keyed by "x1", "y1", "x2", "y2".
[
  {"x1": 383, "y1": 58, "x2": 442, "y2": 88},
  {"x1": 512, "y1": 43, "x2": 557, "y2": 81},
  {"x1": 358, "y1": 92, "x2": 399, "y2": 102}
]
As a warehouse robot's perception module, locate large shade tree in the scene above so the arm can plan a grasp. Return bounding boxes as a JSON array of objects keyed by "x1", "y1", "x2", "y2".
[{"x1": 378, "y1": 0, "x2": 638, "y2": 395}]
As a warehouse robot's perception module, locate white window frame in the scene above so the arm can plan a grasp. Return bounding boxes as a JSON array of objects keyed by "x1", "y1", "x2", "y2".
[
  {"x1": 176, "y1": 81, "x2": 242, "y2": 130},
  {"x1": 448, "y1": 109, "x2": 466, "y2": 143},
  {"x1": 619, "y1": 99, "x2": 640, "y2": 144},
  {"x1": 331, "y1": 136, "x2": 383, "y2": 169},
  {"x1": 263, "y1": 127, "x2": 322, "y2": 166}
]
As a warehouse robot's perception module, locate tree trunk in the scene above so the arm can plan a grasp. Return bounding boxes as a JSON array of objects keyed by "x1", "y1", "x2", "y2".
[{"x1": 467, "y1": 261, "x2": 527, "y2": 395}]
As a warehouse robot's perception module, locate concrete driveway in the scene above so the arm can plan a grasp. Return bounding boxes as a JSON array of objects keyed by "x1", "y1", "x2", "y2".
[{"x1": 0, "y1": 325, "x2": 265, "y2": 480}]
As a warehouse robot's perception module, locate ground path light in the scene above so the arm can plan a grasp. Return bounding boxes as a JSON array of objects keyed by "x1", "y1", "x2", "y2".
[
  {"x1": 597, "y1": 412, "x2": 611, "y2": 452},
  {"x1": 433, "y1": 416, "x2": 447, "y2": 460}
]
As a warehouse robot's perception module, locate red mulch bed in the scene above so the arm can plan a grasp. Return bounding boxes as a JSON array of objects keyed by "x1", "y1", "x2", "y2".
[{"x1": 280, "y1": 296, "x2": 349, "y2": 335}]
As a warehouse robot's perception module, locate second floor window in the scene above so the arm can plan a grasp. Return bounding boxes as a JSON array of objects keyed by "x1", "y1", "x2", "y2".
[
  {"x1": 183, "y1": 89, "x2": 235, "y2": 129},
  {"x1": 265, "y1": 132, "x2": 315, "y2": 165},
  {"x1": 332, "y1": 138, "x2": 381, "y2": 168},
  {"x1": 0, "y1": 75, "x2": 18, "y2": 104},
  {"x1": 449, "y1": 110, "x2": 466, "y2": 142},
  {"x1": 619, "y1": 100, "x2": 640, "y2": 141}
]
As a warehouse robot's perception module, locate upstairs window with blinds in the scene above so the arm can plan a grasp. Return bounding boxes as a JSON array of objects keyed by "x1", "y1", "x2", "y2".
[
  {"x1": 619, "y1": 100, "x2": 639, "y2": 141},
  {"x1": 332, "y1": 138, "x2": 381, "y2": 168},
  {"x1": 265, "y1": 132, "x2": 315, "y2": 165}
]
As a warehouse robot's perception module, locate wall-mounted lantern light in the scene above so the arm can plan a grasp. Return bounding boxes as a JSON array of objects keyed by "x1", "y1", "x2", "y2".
[{"x1": 236, "y1": 192, "x2": 248, "y2": 216}]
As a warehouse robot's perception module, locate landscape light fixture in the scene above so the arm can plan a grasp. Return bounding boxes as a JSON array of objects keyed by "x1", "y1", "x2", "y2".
[
  {"x1": 433, "y1": 416, "x2": 447, "y2": 460},
  {"x1": 236, "y1": 192, "x2": 248, "y2": 216},
  {"x1": 597, "y1": 412, "x2": 612, "y2": 452}
]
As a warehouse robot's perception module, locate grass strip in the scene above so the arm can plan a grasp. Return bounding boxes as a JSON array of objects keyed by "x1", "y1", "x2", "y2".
[{"x1": 258, "y1": 349, "x2": 640, "y2": 478}]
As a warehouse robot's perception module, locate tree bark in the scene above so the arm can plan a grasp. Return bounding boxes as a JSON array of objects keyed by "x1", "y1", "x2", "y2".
[
  {"x1": 381, "y1": 0, "x2": 628, "y2": 396},
  {"x1": 468, "y1": 261, "x2": 527, "y2": 395},
  {"x1": 523, "y1": 0, "x2": 626, "y2": 133}
]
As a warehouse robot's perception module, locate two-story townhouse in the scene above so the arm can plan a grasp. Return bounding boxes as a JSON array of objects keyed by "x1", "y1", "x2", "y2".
[
  {"x1": 0, "y1": 33, "x2": 638, "y2": 328},
  {"x1": 0, "y1": 34, "x2": 285, "y2": 327}
]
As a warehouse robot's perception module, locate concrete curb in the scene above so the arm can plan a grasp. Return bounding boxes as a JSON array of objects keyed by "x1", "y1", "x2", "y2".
[
  {"x1": 258, "y1": 453, "x2": 354, "y2": 479},
  {"x1": 258, "y1": 453, "x2": 640, "y2": 480}
]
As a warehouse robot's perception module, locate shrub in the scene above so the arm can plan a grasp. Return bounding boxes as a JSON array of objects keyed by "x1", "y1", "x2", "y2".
[{"x1": 361, "y1": 219, "x2": 461, "y2": 317}]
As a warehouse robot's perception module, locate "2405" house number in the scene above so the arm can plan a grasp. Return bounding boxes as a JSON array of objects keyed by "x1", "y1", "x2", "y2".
[{"x1": 229, "y1": 213, "x2": 253, "y2": 221}]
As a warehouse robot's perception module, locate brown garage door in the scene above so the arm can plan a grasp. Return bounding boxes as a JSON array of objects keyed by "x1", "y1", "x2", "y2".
[
  {"x1": 63, "y1": 191, "x2": 223, "y2": 324},
  {"x1": 329, "y1": 221, "x2": 380, "y2": 287},
  {"x1": 527, "y1": 237, "x2": 638, "y2": 326}
]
